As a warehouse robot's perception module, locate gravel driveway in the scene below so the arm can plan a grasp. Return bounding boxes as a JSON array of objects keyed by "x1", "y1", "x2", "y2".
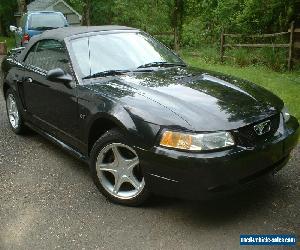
[{"x1": 0, "y1": 56, "x2": 299, "y2": 249}]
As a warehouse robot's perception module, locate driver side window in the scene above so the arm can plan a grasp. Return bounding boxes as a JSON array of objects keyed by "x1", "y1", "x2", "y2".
[
  {"x1": 25, "y1": 39, "x2": 71, "y2": 74},
  {"x1": 24, "y1": 43, "x2": 38, "y2": 66}
]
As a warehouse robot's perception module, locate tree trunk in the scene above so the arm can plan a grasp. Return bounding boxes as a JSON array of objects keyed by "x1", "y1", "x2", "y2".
[
  {"x1": 0, "y1": 17, "x2": 3, "y2": 36},
  {"x1": 81, "y1": 0, "x2": 91, "y2": 26},
  {"x1": 16, "y1": 0, "x2": 27, "y2": 26},
  {"x1": 173, "y1": 0, "x2": 183, "y2": 51},
  {"x1": 18, "y1": 0, "x2": 27, "y2": 14}
]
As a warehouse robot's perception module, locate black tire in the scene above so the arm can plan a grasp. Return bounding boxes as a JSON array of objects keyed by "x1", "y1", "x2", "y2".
[
  {"x1": 5, "y1": 88, "x2": 26, "y2": 134},
  {"x1": 90, "y1": 129, "x2": 150, "y2": 206}
]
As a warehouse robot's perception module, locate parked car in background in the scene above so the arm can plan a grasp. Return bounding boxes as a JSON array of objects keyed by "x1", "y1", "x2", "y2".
[{"x1": 10, "y1": 11, "x2": 68, "y2": 47}]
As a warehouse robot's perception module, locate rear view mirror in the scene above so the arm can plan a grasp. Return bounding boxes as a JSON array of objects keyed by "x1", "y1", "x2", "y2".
[{"x1": 46, "y1": 68, "x2": 74, "y2": 87}]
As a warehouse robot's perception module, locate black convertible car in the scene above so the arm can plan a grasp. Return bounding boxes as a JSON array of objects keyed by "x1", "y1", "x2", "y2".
[{"x1": 1, "y1": 26, "x2": 299, "y2": 206}]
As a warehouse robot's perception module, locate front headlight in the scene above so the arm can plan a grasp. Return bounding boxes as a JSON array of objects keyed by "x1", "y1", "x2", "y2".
[
  {"x1": 160, "y1": 130, "x2": 235, "y2": 151},
  {"x1": 282, "y1": 106, "x2": 290, "y2": 122}
]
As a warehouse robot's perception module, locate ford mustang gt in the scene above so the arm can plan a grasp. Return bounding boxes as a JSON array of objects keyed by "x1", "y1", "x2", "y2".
[{"x1": 1, "y1": 26, "x2": 299, "y2": 206}]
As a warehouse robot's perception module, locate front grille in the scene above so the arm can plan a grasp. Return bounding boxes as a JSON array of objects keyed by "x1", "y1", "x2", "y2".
[{"x1": 234, "y1": 113, "x2": 281, "y2": 147}]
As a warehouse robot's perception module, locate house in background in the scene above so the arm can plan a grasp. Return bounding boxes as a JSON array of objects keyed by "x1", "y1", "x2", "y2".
[{"x1": 25, "y1": 0, "x2": 82, "y2": 26}]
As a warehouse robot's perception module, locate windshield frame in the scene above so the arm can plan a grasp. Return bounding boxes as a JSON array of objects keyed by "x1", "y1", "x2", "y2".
[{"x1": 66, "y1": 30, "x2": 186, "y2": 83}]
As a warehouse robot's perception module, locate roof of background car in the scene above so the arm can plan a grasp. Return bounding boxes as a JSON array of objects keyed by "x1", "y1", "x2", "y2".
[
  {"x1": 27, "y1": 11, "x2": 63, "y2": 14},
  {"x1": 39, "y1": 26, "x2": 139, "y2": 40}
]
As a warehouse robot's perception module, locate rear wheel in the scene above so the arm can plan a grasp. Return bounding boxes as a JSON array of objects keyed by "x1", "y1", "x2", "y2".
[
  {"x1": 5, "y1": 89, "x2": 26, "y2": 134},
  {"x1": 90, "y1": 129, "x2": 150, "y2": 206}
]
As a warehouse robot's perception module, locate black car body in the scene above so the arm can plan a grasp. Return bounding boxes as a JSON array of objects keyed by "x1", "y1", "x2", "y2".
[{"x1": 1, "y1": 26, "x2": 299, "y2": 205}]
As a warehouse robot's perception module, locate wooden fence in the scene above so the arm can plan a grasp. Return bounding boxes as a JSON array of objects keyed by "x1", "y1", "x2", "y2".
[{"x1": 220, "y1": 21, "x2": 300, "y2": 71}]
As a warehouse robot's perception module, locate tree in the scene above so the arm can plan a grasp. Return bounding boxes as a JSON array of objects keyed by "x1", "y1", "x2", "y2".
[
  {"x1": 81, "y1": 0, "x2": 91, "y2": 25},
  {"x1": 0, "y1": 0, "x2": 18, "y2": 36},
  {"x1": 172, "y1": 0, "x2": 184, "y2": 51},
  {"x1": 17, "y1": 0, "x2": 27, "y2": 14},
  {"x1": 61, "y1": 0, "x2": 299, "y2": 47}
]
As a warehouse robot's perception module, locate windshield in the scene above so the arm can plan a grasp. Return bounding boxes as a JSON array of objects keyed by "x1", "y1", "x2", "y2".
[
  {"x1": 70, "y1": 32, "x2": 185, "y2": 78},
  {"x1": 28, "y1": 13, "x2": 67, "y2": 30}
]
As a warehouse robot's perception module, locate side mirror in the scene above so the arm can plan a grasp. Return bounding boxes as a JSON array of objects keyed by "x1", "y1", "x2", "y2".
[
  {"x1": 46, "y1": 68, "x2": 74, "y2": 87},
  {"x1": 10, "y1": 26, "x2": 22, "y2": 33},
  {"x1": 10, "y1": 25, "x2": 17, "y2": 32}
]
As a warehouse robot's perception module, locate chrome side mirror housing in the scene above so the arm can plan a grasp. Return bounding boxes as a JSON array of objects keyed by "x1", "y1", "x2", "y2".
[
  {"x1": 9, "y1": 25, "x2": 17, "y2": 32},
  {"x1": 9, "y1": 26, "x2": 22, "y2": 33}
]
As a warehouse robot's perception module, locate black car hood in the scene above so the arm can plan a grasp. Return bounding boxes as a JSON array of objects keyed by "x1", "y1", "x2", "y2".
[{"x1": 85, "y1": 67, "x2": 283, "y2": 131}]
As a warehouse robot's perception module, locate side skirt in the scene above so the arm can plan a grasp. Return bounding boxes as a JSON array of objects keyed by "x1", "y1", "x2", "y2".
[{"x1": 25, "y1": 122, "x2": 89, "y2": 165}]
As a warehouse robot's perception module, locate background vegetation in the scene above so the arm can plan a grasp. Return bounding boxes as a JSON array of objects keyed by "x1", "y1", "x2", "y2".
[
  {"x1": 1, "y1": 0, "x2": 299, "y2": 69},
  {"x1": 65, "y1": 0, "x2": 298, "y2": 43}
]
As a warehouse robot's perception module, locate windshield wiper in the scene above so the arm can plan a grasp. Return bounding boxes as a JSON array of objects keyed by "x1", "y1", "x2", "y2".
[
  {"x1": 137, "y1": 61, "x2": 186, "y2": 69},
  {"x1": 83, "y1": 70, "x2": 130, "y2": 79}
]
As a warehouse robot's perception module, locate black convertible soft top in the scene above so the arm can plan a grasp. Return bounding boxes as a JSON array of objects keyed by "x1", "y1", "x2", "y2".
[
  {"x1": 39, "y1": 25, "x2": 137, "y2": 41},
  {"x1": 18, "y1": 25, "x2": 138, "y2": 61}
]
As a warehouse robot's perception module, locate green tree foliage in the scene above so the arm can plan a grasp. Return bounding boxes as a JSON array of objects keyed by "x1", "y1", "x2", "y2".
[
  {"x1": 65, "y1": 0, "x2": 296, "y2": 47},
  {"x1": 182, "y1": 0, "x2": 296, "y2": 47},
  {"x1": 0, "y1": 0, "x2": 18, "y2": 36},
  {"x1": 1, "y1": 0, "x2": 297, "y2": 47}
]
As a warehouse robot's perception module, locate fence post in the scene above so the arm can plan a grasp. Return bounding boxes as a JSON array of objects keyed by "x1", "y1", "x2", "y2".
[
  {"x1": 288, "y1": 21, "x2": 295, "y2": 71},
  {"x1": 220, "y1": 30, "x2": 225, "y2": 63},
  {"x1": 0, "y1": 41, "x2": 7, "y2": 55},
  {"x1": 174, "y1": 27, "x2": 180, "y2": 52}
]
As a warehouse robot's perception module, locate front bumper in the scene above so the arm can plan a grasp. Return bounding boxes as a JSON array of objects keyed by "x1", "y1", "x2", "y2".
[{"x1": 137, "y1": 116, "x2": 299, "y2": 200}]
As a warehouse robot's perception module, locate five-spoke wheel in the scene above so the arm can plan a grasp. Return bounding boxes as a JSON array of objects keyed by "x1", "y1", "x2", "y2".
[
  {"x1": 96, "y1": 143, "x2": 145, "y2": 199},
  {"x1": 7, "y1": 93, "x2": 20, "y2": 129},
  {"x1": 5, "y1": 89, "x2": 25, "y2": 134},
  {"x1": 90, "y1": 129, "x2": 150, "y2": 206}
]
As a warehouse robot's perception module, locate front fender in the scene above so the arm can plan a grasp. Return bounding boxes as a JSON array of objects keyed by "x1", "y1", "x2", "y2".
[{"x1": 83, "y1": 98, "x2": 160, "y2": 151}]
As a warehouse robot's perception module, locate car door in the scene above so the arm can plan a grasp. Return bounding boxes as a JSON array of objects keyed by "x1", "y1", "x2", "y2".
[{"x1": 21, "y1": 39, "x2": 82, "y2": 151}]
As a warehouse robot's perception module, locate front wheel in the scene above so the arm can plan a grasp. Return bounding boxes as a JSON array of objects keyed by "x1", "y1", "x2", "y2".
[
  {"x1": 5, "y1": 89, "x2": 26, "y2": 134},
  {"x1": 90, "y1": 129, "x2": 150, "y2": 206}
]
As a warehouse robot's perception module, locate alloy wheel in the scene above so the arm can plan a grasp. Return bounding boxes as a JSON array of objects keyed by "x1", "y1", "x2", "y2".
[
  {"x1": 96, "y1": 143, "x2": 145, "y2": 200},
  {"x1": 7, "y1": 94, "x2": 20, "y2": 129}
]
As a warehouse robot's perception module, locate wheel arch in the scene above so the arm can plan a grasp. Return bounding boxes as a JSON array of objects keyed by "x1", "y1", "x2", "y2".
[
  {"x1": 2, "y1": 81, "x2": 10, "y2": 99},
  {"x1": 87, "y1": 112, "x2": 137, "y2": 156}
]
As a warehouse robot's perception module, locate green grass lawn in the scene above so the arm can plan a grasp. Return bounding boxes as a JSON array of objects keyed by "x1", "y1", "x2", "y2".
[{"x1": 181, "y1": 51, "x2": 300, "y2": 122}]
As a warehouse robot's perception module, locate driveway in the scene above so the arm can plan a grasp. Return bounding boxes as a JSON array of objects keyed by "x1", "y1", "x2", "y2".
[{"x1": 0, "y1": 56, "x2": 299, "y2": 249}]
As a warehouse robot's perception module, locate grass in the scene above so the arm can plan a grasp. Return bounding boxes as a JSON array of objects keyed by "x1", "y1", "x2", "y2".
[{"x1": 181, "y1": 50, "x2": 300, "y2": 122}]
